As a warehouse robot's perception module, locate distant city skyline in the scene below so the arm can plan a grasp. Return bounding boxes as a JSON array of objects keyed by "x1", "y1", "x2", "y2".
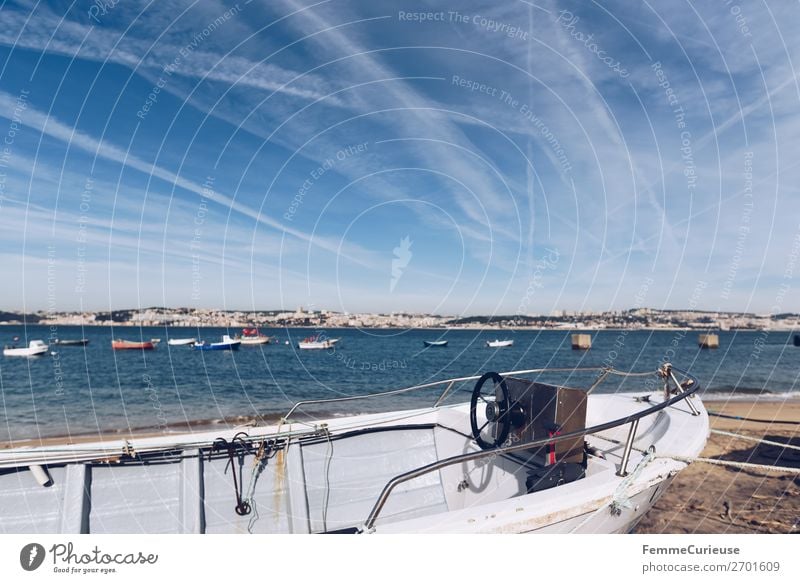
[{"x1": 1, "y1": 1, "x2": 799, "y2": 315}]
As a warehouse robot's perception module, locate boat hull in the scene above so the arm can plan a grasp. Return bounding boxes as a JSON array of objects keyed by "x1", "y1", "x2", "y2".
[
  {"x1": 239, "y1": 336, "x2": 271, "y2": 345},
  {"x1": 53, "y1": 339, "x2": 89, "y2": 346},
  {"x1": 193, "y1": 342, "x2": 240, "y2": 351},
  {"x1": 423, "y1": 340, "x2": 448, "y2": 347},
  {"x1": 486, "y1": 340, "x2": 513, "y2": 348},
  {"x1": 298, "y1": 338, "x2": 339, "y2": 350},
  {"x1": 3, "y1": 346, "x2": 49, "y2": 357},
  {"x1": 0, "y1": 389, "x2": 707, "y2": 534},
  {"x1": 112, "y1": 341, "x2": 155, "y2": 350},
  {"x1": 167, "y1": 338, "x2": 197, "y2": 346}
]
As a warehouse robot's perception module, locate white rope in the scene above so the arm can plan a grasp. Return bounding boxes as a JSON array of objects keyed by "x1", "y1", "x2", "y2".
[
  {"x1": 710, "y1": 429, "x2": 800, "y2": 452},
  {"x1": 594, "y1": 430, "x2": 800, "y2": 473},
  {"x1": 569, "y1": 447, "x2": 656, "y2": 533},
  {"x1": 664, "y1": 455, "x2": 800, "y2": 474}
]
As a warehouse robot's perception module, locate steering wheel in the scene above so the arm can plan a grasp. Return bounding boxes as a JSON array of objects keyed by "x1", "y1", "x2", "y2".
[{"x1": 470, "y1": 372, "x2": 512, "y2": 449}]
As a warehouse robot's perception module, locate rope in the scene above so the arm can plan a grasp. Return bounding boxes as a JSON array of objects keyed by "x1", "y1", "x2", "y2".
[
  {"x1": 610, "y1": 446, "x2": 656, "y2": 514},
  {"x1": 662, "y1": 455, "x2": 800, "y2": 474},
  {"x1": 707, "y1": 411, "x2": 800, "y2": 425},
  {"x1": 710, "y1": 429, "x2": 800, "y2": 452},
  {"x1": 569, "y1": 447, "x2": 656, "y2": 533}
]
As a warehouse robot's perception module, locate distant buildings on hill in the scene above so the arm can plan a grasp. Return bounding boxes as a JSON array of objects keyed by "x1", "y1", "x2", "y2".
[{"x1": 1, "y1": 306, "x2": 798, "y2": 330}]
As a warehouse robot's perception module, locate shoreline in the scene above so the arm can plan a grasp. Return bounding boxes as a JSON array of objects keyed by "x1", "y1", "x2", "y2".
[{"x1": 3, "y1": 394, "x2": 798, "y2": 445}]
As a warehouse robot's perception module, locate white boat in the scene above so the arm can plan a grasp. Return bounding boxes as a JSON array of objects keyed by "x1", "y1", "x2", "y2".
[
  {"x1": 239, "y1": 335, "x2": 271, "y2": 346},
  {"x1": 486, "y1": 339, "x2": 514, "y2": 348},
  {"x1": 150, "y1": 338, "x2": 161, "y2": 345},
  {"x1": 3, "y1": 339, "x2": 49, "y2": 357},
  {"x1": 238, "y1": 328, "x2": 272, "y2": 345},
  {"x1": 167, "y1": 337, "x2": 197, "y2": 346},
  {"x1": 0, "y1": 364, "x2": 708, "y2": 534},
  {"x1": 298, "y1": 335, "x2": 340, "y2": 350}
]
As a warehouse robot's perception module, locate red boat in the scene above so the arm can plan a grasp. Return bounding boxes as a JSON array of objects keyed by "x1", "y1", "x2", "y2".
[{"x1": 112, "y1": 339, "x2": 155, "y2": 350}]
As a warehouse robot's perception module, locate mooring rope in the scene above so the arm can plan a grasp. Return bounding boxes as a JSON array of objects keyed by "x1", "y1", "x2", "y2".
[
  {"x1": 707, "y1": 411, "x2": 800, "y2": 425},
  {"x1": 662, "y1": 455, "x2": 800, "y2": 474},
  {"x1": 569, "y1": 447, "x2": 656, "y2": 533},
  {"x1": 710, "y1": 429, "x2": 800, "y2": 452}
]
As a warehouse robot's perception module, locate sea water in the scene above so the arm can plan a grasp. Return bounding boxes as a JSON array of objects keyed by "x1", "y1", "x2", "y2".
[{"x1": 0, "y1": 326, "x2": 797, "y2": 440}]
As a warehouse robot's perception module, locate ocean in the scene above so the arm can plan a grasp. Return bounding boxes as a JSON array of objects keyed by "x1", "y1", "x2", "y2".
[{"x1": 1, "y1": 325, "x2": 798, "y2": 440}]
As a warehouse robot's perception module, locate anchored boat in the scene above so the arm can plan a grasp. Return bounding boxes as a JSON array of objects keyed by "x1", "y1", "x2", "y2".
[
  {"x1": 423, "y1": 340, "x2": 448, "y2": 347},
  {"x1": 193, "y1": 335, "x2": 241, "y2": 351},
  {"x1": 3, "y1": 339, "x2": 49, "y2": 357},
  {"x1": 52, "y1": 338, "x2": 89, "y2": 347},
  {"x1": 298, "y1": 335, "x2": 340, "y2": 350},
  {"x1": 0, "y1": 364, "x2": 708, "y2": 534},
  {"x1": 238, "y1": 328, "x2": 272, "y2": 346},
  {"x1": 111, "y1": 339, "x2": 155, "y2": 350},
  {"x1": 487, "y1": 339, "x2": 514, "y2": 348},
  {"x1": 167, "y1": 337, "x2": 197, "y2": 346}
]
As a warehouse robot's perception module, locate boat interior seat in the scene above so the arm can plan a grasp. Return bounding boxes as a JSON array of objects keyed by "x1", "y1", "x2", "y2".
[{"x1": 299, "y1": 425, "x2": 449, "y2": 532}]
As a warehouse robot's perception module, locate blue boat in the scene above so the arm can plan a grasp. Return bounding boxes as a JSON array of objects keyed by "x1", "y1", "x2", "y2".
[{"x1": 193, "y1": 335, "x2": 241, "y2": 351}]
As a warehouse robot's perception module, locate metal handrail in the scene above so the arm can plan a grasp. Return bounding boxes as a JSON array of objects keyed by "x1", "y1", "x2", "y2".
[
  {"x1": 283, "y1": 366, "x2": 651, "y2": 420},
  {"x1": 361, "y1": 365, "x2": 700, "y2": 531}
]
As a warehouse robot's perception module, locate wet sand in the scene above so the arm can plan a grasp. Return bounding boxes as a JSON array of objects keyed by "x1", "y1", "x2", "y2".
[{"x1": 636, "y1": 399, "x2": 800, "y2": 534}]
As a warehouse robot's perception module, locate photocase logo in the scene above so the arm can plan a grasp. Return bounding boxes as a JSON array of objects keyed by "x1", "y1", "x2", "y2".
[
  {"x1": 19, "y1": 543, "x2": 46, "y2": 571},
  {"x1": 390, "y1": 236, "x2": 413, "y2": 292}
]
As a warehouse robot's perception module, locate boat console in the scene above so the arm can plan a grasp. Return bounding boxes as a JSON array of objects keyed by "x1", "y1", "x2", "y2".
[{"x1": 470, "y1": 372, "x2": 588, "y2": 492}]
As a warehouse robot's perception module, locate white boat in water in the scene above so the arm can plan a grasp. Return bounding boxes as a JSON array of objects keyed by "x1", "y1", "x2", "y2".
[
  {"x1": 239, "y1": 335, "x2": 271, "y2": 346},
  {"x1": 167, "y1": 337, "x2": 197, "y2": 346},
  {"x1": 0, "y1": 364, "x2": 708, "y2": 534},
  {"x1": 238, "y1": 328, "x2": 272, "y2": 345},
  {"x1": 487, "y1": 339, "x2": 514, "y2": 348},
  {"x1": 3, "y1": 339, "x2": 49, "y2": 357},
  {"x1": 298, "y1": 335, "x2": 340, "y2": 350}
]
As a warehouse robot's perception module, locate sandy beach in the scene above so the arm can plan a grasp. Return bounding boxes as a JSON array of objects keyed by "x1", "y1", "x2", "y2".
[{"x1": 636, "y1": 398, "x2": 800, "y2": 534}]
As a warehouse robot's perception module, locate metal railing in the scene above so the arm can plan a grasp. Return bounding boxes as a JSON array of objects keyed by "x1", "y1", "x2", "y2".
[
  {"x1": 283, "y1": 366, "x2": 658, "y2": 421},
  {"x1": 359, "y1": 364, "x2": 701, "y2": 531}
]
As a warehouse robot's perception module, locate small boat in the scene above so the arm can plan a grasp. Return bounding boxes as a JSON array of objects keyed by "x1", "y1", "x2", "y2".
[
  {"x1": 486, "y1": 339, "x2": 513, "y2": 348},
  {"x1": 3, "y1": 340, "x2": 49, "y2": 357},
  {"x1": 167, "y1": 338, "x2": 197, "y2": 346},
  {"x1": 112, "y1": 339, "x2": 155, "y2": 350},
  {"x1": 52, "y1": 338, "x2": 89, "y2": 346},
  {"x1": 423, "y1": 340, "x2": 448, "y2": 347},
  {"x1": 150, "y1": 338, "x2": 161, "y2": 345},
  {"x1": 193, "y1": 335, "x2": 241, "y2": 351},
  {"x1": 298, "y1": 335, "x2": 340, "y2": 350},
  {"x1": 238, "y1": 328, "x2": 272, "y2": 346},
  {"x1": 0, "y1": 364, "x2": 708, "y2": 533}
]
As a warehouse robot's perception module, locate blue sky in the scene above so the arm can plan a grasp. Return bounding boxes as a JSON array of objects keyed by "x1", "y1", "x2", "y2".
[{"x1": 0, "y1": 0, "x2": 798, "y2": 316}]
